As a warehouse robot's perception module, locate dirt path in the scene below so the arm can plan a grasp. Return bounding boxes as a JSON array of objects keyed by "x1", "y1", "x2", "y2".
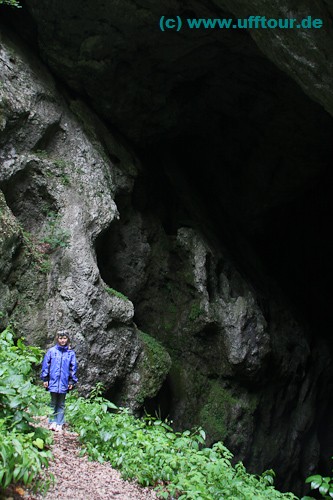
[{"x1": 15, "y1": 418, "x2": 159, "y2": 500}]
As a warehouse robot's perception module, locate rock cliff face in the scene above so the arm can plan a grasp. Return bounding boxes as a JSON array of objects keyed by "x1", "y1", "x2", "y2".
[
  {"x1": 1, "y1": 0, "x2": 333, "y2": 495},
  {"x1": 0, "y1": 30, "x2": 170, "y2": 408}
]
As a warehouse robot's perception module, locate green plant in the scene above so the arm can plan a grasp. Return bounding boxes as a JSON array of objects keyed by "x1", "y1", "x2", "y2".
[
  {"x1": 52, "y1": 159, "x2": 71, "y2": 186},
  {"x1": 0, "y1": 327, "x2": 44, "y2": 429},
  {"x1": 17, "y1": 213, "x2": 68, "y2": 274},
  {"x1": 66, "y1": 389, "x2": 297, "y2": 499},
  {"x1": 189, "y1": 302, "x2": 203, "y2": 321},
  {"x1": 0, "y1": 0, "x2": 21, "y2": 7},
  {"x1": 0, "y1": 423, "x2": 53, "y2": 492},
  {"x1": 40, "y1": 211, "x2": 70, "y2": 250},
  {"x1": 0, "y1": 327, "x2": 53, "y2": 493},
  {"x1": 105, "y1": 287, "x2": 129, "y2": 301},
  {"x1": 32, "y1": 152, "x2": 71, "y2": 186},
  {"x1": 302, "y1": 470, "x2": 333, "y2": 499},
  {"x1": 33, "y1": 149, "x2": 49, "y2": 159}
]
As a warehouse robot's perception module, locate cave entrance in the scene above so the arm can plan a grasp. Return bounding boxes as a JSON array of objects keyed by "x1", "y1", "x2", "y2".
[{"x1": 140, "y1": 375, "x2": 174, "y2": 422}]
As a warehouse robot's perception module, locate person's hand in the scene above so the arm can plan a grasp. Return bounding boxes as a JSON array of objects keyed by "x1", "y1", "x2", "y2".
[
  {"x1": 68, "y1": 384, "x2": 73, "y2": 390},
  {"x1": 43, "y1": 381, "x2": 48, "y2": 389}
]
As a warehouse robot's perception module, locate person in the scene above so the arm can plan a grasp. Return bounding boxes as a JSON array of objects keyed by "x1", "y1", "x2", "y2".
[{"x1": 40, "y1": 330, "x2": 78, "y2": 433}]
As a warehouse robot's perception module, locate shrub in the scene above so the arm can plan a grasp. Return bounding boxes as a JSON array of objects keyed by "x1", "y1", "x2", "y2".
[
  {"x1": 66, "y1": 388, "x2": 298, "y2": 499},
  {"x1": 302, "y1": 470, "x2": 333, "y2": 499},
  {"x1": 0, "y1": 327, "x2": 53, "y2": 493}
]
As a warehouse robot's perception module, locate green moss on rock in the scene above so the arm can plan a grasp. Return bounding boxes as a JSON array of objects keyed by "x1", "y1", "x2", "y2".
[
  {"x1": 188, "y1": 301, "x2": 204, "y2": 321},
  {"x1": 199, "y1": 381, "x2": 237, "y2": 441},
  {"x1": 0, "y1": 191, "x2": 48, "y2": 338},
  {"x1": 135, "y1": 330, "x2": 172, "y2": 405}
]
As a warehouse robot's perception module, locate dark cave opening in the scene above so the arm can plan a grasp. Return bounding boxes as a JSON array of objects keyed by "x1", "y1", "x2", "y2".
[
  {"x1": 250, "y1": 165, "x2": 333, "y2": 336},
  {"x1": 96, "y1": 106, "x2": 333, "y2": 491},
  {"x1": 95, "y1": 214, "x2": 127, "y2": 297},
  {"x1": 137, "y1": 117, "x2": 333, "y2": 341},
  {"x1": 166, "y1": 141, "x2": 333, "y2": 486},
  {"x1": 140, "y1": 375, "x2": 174, "y2": 421},
  {"x1": 103, "y1": 377, "x2": 127, "y2": 408}
]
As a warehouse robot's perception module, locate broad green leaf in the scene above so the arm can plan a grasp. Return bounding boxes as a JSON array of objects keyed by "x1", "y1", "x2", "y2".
[
  {"x1": 306, "y1": 474, "x2": 323, "y2": 484},
  {"x1": 33, "y1": 438, "x2": 44, "y2": 450},
  {"x1": 0, "y1": 386, "x2": 16, "y2": 395},
  {"x1": 199, "y1": 429, "x2": 206, "y2": 440},
  {"x1": 319, "y1": 482, "x2": 329, "y2": 494},
  {"x1": 107, "y1": 401, "x2": 118, "y2": 410},
  {"x1": 13, "y1": 466, "x2": 22, "y2": 481},
  {"x1": 23, "y1": 469, "x2": 30, "y2": 484}
]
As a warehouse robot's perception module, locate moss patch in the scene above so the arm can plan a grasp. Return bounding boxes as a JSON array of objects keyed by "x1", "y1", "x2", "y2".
[
  {"x1": 188, "y1": 301, "x2": 204, "y2": 321},
  {"x1": 105, "y1": 286, "x2": 129, "y2": 301},
  {"x1": 199, "y1": 381, "x2": 237, "y2": 442},
  {"x1": 136, "y1": 330, "x2": 171, "y2": 405}
]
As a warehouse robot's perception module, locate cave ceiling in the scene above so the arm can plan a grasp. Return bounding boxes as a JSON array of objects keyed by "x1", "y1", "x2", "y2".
[{"x1": 4, "y1": 0, "x2": 330, "y2": 229}]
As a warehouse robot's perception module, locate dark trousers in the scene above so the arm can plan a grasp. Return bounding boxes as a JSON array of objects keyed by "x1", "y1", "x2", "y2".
[{"x1": 49, "y1": 392, "x2": 66, "y2": 425}]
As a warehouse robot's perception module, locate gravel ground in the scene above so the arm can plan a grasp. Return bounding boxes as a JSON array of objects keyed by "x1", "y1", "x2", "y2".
[{"x1": 18, "y1": 418, "x2": 159, "y2": 500}]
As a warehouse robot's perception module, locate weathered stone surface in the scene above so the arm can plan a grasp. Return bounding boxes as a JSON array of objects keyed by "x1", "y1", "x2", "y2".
[
  {"x1": 216, "y1": 0, "x2": 333, "y2": 117},
  {"x1": 0, "y1": 30, "x2": 169, "y2": 403},
  {"x1": 120, "y1": 330, "x2": 172, "y2": 411},
  {"x1": 0, "y1": 190, "x2": 22, "y2": 328}
]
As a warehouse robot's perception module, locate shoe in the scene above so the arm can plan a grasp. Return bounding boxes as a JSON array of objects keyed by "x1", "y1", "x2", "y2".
[
  {"x1": 56, "y1": 425, "x2": 63, "y2": 433},
  {"x1": 49, "y1": 422, "x2": 56, "y2": 431}
]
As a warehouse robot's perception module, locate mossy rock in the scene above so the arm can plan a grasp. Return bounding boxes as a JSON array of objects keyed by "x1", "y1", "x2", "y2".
[
  {"x1": 135, "y1": 330, "x2": 172, "y2": 405},
  {"x1": 199, "y1": 381, "x2": 237, "y2": 441},
  {"x1": 199, "y1": 380, "x2": 259, "y2": 448}
]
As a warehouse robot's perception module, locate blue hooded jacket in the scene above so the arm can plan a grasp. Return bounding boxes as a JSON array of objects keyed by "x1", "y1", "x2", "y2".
[{"x1": 40, "y1": 344, "x2": 78, "y2": 394}]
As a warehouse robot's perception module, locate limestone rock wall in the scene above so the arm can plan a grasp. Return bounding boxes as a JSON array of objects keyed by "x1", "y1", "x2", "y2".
[
  {"x1": 0, "y1": 29, "x2": 169, "y2": 406},
  {"x1": 216, "y1": 0, "x2": 333, "y2": 117}
]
